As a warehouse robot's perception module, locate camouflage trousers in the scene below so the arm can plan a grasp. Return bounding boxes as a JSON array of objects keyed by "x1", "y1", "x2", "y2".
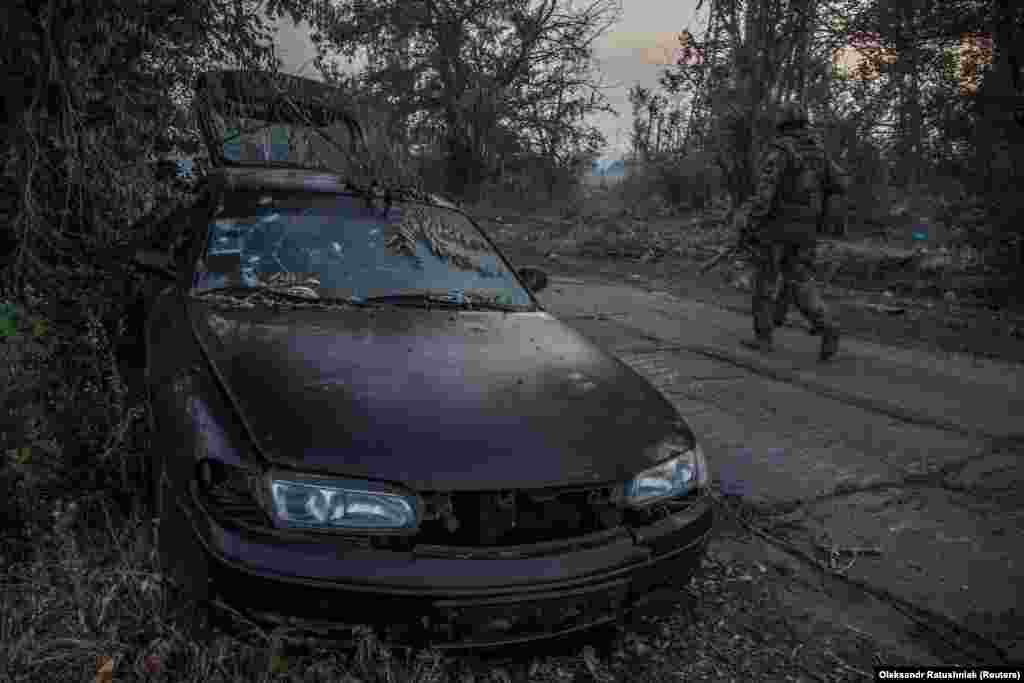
[{"x1": 751, "y1": 240, "x2": 833, "y2": 340}]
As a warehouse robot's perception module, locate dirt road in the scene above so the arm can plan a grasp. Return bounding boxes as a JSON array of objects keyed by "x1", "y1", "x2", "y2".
[{"x1": 524, "y1": 266, "x2": 1024, "y2": 673}]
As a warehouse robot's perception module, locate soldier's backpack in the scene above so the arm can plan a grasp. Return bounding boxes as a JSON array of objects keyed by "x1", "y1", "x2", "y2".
[{"x1": 773, "y1": 133, "x2": 848, "y2": 235}]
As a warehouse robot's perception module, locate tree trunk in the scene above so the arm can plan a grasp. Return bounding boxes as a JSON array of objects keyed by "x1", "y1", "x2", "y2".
[
  {"x1": 894, "y1": 38, "x2": 924, "y2": 188},
  {"x1": 975, "y1": 0, "x2": 1024, "y2": 265}
]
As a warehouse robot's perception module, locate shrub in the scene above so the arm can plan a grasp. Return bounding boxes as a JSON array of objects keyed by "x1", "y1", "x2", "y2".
[{"x1": 616, "y1": 151, "x2": 721, "y2": 217}]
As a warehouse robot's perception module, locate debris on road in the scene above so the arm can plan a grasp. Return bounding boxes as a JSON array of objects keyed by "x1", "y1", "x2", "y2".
[{"x1": 863, "y1": 303, "x2": 907, "y2": 315}]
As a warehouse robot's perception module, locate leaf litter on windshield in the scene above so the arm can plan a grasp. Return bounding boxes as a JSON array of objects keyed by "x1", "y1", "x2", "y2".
[{"x1": 385, "y1": 205, "x2": 496, "y2": 276}]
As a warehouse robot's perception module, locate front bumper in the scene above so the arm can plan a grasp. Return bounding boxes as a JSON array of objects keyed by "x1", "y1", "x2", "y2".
[{"x1": 185, "y1": 487, "x2": 713, "y2": 648}]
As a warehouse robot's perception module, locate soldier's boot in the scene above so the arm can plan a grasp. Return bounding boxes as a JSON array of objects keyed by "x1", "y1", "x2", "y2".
[
  {"x1": 791, "y1": 279, "x2": 838, "y2": 359},
  {"x1": 805, "y1": 310, "x2": 838, "y2": 361},
  {"x1": 742, "y1": 305, "x2": 775, "y2": 353},
  {"x1": 773, "y1": 282, "x2": 791, "y2": 327},
  {"x1": 776, "y1": 282, "x2": 825, "y2": 333},
  {"x1": 819, "y1": 325, "x2": 840, "y2": 362},
  {"x1": 741, "y1": 336, "x2": 774, "y2": 352}
]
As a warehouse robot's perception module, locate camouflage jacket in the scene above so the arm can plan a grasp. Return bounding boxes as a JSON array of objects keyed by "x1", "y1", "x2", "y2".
[{"x1": 744, "y1": 129, "x2": 847, "y2": 243}]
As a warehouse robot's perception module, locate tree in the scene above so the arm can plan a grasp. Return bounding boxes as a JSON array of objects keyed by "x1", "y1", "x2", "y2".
[
  {"x1": 971, "y1": 0, "x2": 1024, "y2": 266},
  {"x1": 1, "y1": 0, "x2": 290, "y2": 287},
  {"x1": 656, "y1": 0, "x2": 833, "y2": 205},
  {"x1": 648, "y1": 0, "x2": 1016, "y2": 220},
  {"x1": 298, "y1": 0, "x2": 620, "y2": 199}
]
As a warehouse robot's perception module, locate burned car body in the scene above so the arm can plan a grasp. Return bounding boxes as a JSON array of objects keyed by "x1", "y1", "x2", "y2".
[{"x1": 139, "y1": 71, "x2": 712, "y2": 648}]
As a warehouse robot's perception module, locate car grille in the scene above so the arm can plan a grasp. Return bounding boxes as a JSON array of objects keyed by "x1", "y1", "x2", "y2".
[{"x1": 415, "y1": 485, "x2": 628, "y2": 547}]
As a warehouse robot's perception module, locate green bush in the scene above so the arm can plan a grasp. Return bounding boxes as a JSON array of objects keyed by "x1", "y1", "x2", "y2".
[{"x1": 616, "y1": 152, "x2": 720, "y2": 217}]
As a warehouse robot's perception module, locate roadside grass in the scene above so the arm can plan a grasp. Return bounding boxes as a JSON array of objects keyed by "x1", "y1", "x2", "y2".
[{"x1": 1, "y1": 493, "x2": 898, "y2": 682}]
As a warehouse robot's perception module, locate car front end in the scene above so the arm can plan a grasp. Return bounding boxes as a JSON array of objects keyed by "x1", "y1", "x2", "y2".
[{"x1": 178, "y1": 436, "x2": 712, "y2": 649}]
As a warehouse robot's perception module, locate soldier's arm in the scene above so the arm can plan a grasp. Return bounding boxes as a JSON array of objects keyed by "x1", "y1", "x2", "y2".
[
  {"x1": 745, "y1": 144, "x2": 788, "y2": 222},
  {"x1": 825, "y1": 155, "x2": 850, "y2": 197}
]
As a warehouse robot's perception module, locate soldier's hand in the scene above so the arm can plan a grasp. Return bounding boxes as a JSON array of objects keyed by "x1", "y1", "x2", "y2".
[
  {"x1": 731, "y1": 207, "x2": 749, "y2": 235},
  {"x1": 740, "y1": 219, "x2": 757, "y2": 243}
]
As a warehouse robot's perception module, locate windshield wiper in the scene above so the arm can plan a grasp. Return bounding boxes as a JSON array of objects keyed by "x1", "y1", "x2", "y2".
[
  {"x1": 362, "y1": 291, "x2": 529, "y2": 311},
  {"x1": 192, "y1": 285, "x2": 366, "y2": 306}
]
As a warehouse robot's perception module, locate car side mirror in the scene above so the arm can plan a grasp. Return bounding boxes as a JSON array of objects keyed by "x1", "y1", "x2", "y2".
[
  {"x1": 518, "y1": 266, "x2": 549, "y2": 293},
  {"x1": 133, "y1": 248, "x2": 178, "y2": 281}
]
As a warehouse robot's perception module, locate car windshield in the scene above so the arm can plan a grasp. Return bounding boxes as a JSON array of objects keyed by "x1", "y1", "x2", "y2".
[{"x1": 191, "y1": 192, "x2": 534, "y2": 309}]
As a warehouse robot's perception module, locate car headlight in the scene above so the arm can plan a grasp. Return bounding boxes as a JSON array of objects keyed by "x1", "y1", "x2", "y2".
[
  {"x1": 265, "y1": 473, "x2": 419, "y2": 532},
  {"x1": 624, "y1": 441, "x2": 709, "y2": 505}
]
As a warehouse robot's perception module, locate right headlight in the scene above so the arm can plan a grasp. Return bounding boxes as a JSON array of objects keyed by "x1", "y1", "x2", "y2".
[{"x1": 624, "y1": 442, "x2": 709, "y2": 506}]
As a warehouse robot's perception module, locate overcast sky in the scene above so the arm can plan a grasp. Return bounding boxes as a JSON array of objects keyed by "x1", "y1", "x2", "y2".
[{"x1": 271, "y1": 1, "x2": 704, "y2": 160}]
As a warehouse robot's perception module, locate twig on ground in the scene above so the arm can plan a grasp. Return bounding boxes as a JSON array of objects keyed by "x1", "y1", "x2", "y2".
[
  {"x1": 825, "y1": 650, "x2": 872, "y2": 678},
  {"x1": 814, "y1": 542, "x2": 882, "y2": 573},
  {"x1": 793, "y1": 660, "x2": 830, "y2": 682}
]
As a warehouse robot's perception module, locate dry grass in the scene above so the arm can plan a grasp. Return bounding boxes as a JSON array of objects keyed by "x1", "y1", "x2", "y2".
[{"x1": 0, "y1": 492, "x2": 905, "y2": 682}]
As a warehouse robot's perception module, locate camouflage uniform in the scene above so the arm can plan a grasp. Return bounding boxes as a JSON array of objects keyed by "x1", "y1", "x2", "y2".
[{"x1": 740, "y1": 103, "x2": 846, "y2": 360}]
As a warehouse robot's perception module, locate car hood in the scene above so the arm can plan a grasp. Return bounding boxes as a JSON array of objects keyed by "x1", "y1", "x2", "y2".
[{"x1": 188, "y1": 301, "x2": 692, "y2": 491}]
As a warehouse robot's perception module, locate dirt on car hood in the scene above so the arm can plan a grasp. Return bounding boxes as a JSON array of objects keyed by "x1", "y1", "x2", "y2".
[{"x1": 188, "y1": 302, "x2": 692, "y2": 491}]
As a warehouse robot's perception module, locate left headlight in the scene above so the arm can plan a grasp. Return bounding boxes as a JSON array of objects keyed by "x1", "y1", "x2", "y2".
[
  {"x1": 265, "y1": 473, "x2": 419, "y2": 532},
  {"x1": 624, "y1": 441, "x2": 709, "y2": 506}
]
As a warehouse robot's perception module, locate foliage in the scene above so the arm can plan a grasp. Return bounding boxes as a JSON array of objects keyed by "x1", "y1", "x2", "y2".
[
  {"x1": 0, "y1": 0, "x2": 287, "y2": 287},
  {"x1": 0, "y1": 0, "x2": 298, "y2": 567},
  {"x1": 620, "y1": 0, "x2": 1023, "y2": 267},
  {"x1": 298, "y1": 0, "x2": 620, "y2": 199}
]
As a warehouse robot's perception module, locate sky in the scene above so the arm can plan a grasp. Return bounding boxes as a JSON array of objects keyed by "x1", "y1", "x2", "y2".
[
  {"x1": 270, "y1": 1, "x2": 704, "y2": 160},
  {"x1": 589, "y1": 1, "x2": 704, "y2": 156}
]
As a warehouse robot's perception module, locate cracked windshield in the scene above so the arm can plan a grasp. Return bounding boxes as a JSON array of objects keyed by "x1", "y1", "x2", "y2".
[{"x1": 192, "y1": 192, "x2": 533, "y2": 308}]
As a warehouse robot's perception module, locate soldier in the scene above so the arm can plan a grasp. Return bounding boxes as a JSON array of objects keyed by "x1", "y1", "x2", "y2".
[{"x1": 736, "y1": 102, "x2": 846, "y2": 361}]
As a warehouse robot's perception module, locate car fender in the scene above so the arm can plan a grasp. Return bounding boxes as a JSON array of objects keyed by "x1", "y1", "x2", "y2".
[{"x1": 146, "y1": 293, "x2": 254, "y2": 509}]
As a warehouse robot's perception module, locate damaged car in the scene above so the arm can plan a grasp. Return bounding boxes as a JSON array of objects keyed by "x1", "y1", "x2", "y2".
[{"x1": 135, "y1": 70, "x2": 713, "y2": 649}]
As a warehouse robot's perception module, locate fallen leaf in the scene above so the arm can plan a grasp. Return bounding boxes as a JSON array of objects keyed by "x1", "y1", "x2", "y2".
[
  {"x1": 269, "y1": 653, "x2": 290, "y2": 675},
  {"x1": 95, "y1": 655, "x2": 115, "y2": 683},
  {"x1": 10, "y1": 446, "x2": 32, "y2": 465},
  {"x1": 30, "y1": 317, "x2": 49, "y2": 339},
  {"x1": 142, "y1": 654, "x2": 162, "y2": 675}
]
